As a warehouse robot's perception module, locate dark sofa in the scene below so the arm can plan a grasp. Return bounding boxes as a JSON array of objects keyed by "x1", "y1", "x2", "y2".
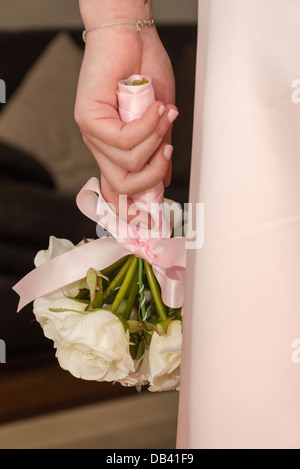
[{"x1": 0, "y1": 26, "x2": 196, "y2": 363}]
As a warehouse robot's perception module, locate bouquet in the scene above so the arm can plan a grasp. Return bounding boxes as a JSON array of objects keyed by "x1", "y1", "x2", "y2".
[{"x1": 13, "y1": 75, "x2": 186, "y2": 392}]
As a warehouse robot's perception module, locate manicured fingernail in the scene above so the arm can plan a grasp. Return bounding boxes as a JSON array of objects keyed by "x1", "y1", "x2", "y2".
[
  {"x1": 168, "y1": 109, "x2": 179, "y2": 123},
  {"x1": 158, "y1": 105, "x2": 166, "y2": 117},
  {"x1": 163, "y1": 144, "x2": 173, "y2": 160}
]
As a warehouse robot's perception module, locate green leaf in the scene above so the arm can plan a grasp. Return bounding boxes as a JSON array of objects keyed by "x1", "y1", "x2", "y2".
[
  {"x1": 168, "y1": 307, "x2": 182, "y2": 320},
  {"x1": 86, "y1": 268, "x2": 98, "y2": 304},
  {"x1": 91, "y1": 289, "x2": 103, "y2": 309},
  {"x1": 130, "y1": 343, "x2": 138, "y2": 360},
  {"x1": 153, "y1": 316, "x2": 175, "y2": 336},
  {"x1": 95, "y1": 271, "x2": 109, "y2": 282},
  {"x1": 91, "y1": 277, "x2": 103, "y2": 308},
  {"x1": 135, "y1": 339, "x2": 145, "y2": 361},
  {"x1": 129, "y1": 332, "x2": 140, "y2": 359},
  {"x1": 127, "y1": 320, "x2": 144, "y2": 333},
  {"x1": 49, "y1": 308, "x2": 91, "y2": 315},
  {"x1": 74, "y1": 288, "x2": 90, "y2": 300},
  {"x1": 112, "y1": 312, "x2": 129, "y2": 332},
  {"x1": 67, "y1": 286, "x2": 90, "y2": 305},
  {"x1": 129, "y1": 332, "x2": 146, "y2": 360}
]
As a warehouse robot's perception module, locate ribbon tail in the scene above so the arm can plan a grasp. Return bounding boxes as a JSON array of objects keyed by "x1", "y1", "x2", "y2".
[
  {"x1": 13, "y1": 238, "x2": 129, "y2": 312},
  {"x1": 76, "y1": 177, "x2": 102, "y2": 223},
  {"x1": 153, "y1": 265, "x2": 185, "y2": 309}
]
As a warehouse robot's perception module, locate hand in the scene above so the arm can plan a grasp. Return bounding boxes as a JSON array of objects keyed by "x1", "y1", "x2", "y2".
[{"x1": 75, "y1": 10, "x2": 177, "y2": 215}]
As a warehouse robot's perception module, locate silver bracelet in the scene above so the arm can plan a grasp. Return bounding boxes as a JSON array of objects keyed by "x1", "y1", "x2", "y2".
[{"x1": 82, "y1": 19, "x2": 155, "y2": 42}]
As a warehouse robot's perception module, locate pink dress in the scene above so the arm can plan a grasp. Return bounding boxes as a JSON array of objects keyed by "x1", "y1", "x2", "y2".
[{"x1": 176, "y1": 0, "x2": 300, "y2": 449}]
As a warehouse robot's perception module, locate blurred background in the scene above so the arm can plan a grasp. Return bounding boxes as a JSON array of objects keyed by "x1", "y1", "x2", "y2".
[{"x1": 0, "y1": 0, "x2": 197, "y2": 449}]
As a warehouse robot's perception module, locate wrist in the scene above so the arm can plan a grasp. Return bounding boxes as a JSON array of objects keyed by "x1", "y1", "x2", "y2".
[{"x1": 79, "y1": 0, "x2": 152, "y2": 28}]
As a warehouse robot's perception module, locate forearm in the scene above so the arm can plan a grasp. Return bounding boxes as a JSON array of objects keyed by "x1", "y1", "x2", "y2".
[{"x1": 79, "y1": 0, "x2": 153, "y2": 27}]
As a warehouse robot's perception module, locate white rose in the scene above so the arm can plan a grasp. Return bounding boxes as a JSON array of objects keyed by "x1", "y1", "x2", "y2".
[
  {"x1": 140, "y1": 320, "x2": 182, "y2": 392},
  {"x1": 34, "y1": 235, "x2": 77, "y2": 267},
  {"x1": 116, "y1": 359, "x2": 149, "y2": 390},
  {"x1": 34, "y1": 236, "x2": 87, "y2": 296},
  {"x1": 34, "y1": 293, "x2": 134, "y2": 382},
  {"x1": 33, "y1": 236, "x2": 135, "y2": 382}
]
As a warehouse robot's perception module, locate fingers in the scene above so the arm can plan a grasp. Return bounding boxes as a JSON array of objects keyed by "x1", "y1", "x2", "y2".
[
  {"x1": 122, "y1": 144, "x2": 174, "y2": 196},
  {"x1": 100, "y1": 175, "x2": 132, "y2": 222},
  {"x1": 100, "y1": 175, "x2": 143, "y2": 225},
  {"x1": 77, "y1": 100, "x2": 178, "y2": 152},
  {"x1": 79, "y1": 98, "x2": 176, "y2": 199},
  {"x1": 84, "y1": 104, "x2": 178, "y2": 172},
  {"x1": 91, "y1": 142, "x2": 173, "y2": 198}
]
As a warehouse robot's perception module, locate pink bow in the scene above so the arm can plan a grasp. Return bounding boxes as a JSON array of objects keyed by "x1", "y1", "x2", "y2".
[
  {"x1": 77, "y1": 176, "x2": 186, "y2": 308},
  {"x1": 12, "y1": 179, "x2": 186, "y2": 312}
]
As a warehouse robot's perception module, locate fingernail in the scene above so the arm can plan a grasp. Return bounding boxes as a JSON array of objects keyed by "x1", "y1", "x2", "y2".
[
  {"x1": 158, "y1": 105, "x2": 166, "y2": 117},
  {"x1": 163, "y1": 144, "x2": 173, "y2": 160},
  {"x1": 168, "y1": 109, "x2": 179, "y2": 123}
]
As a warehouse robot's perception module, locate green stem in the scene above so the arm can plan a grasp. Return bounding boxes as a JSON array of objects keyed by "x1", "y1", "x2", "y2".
[
  {"x1": 111, "y1": 256, "x2": 138, "y2": 313},
  {"x1": 139, "y1": 258, "x2": 147, "y2": 321},
  {"x1": 101, "y1": 255, "x2": 130, "y2": 277},
  {"x1": 143, "y1": 260, "x2": 167, "y2": 321},
  {"x1": 103, "y1": 255, "x2": 133, "y2": 301},
  {"x1": 123, "y1": 267, "x2": 139, "y2": 320}
]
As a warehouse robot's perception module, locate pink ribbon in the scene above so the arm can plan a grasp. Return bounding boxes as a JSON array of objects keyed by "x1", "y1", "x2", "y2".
[
  {"x1": 13, "y1": 237, "x2": 129, "y2": 312},
  {"x1": 117, "y1": 75, "x2": 171, "y2": 238},
  {"x1": 12, "y1": 75, "x2": 186, "y2": 312},
  {"x1": 117, "y1": 75, "x2": 155, "y2": 123},
  {"x1": 76, "y1": 175, "x2": 186, "y2": 307},
  {"x1": 12, "y1": 180, "x2": 186, "y2": 311}
]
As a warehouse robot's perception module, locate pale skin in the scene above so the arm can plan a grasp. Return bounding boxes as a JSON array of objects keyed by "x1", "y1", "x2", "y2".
[{"x1": 75, "y1": 0, "x2": 177, "y2": 217}]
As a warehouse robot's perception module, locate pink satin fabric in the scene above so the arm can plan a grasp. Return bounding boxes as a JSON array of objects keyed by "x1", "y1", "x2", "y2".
[
  {"x1": 117, "y1": 75, "x2": 155, "y2": 123},
  {"x1": 117, "y1": 75, "x2": 170, "y2": 237},
  {"x1": 76, "y1": 176, "x2": 186, "y2": 308},
  {"x1": 12, "y1": 215, "x2": 185, "y2": 313},
  {"x1": 176, "y1": 0, "x2": 300, "y2": 449},
  {"x1": 13, "y1": 237, "x2": 129, "y2": 312}
]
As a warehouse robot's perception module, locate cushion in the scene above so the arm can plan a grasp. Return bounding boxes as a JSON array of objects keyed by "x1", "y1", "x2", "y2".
[
  {"x1": 0, "y1": 33, "x2": 99, "y2": 195},
  {"x1": 0, "y1": 30, "x2": 58, "y2": 104},
  {"x1": 0, "y1": 141, "x2": 55, "y2": 188}
]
